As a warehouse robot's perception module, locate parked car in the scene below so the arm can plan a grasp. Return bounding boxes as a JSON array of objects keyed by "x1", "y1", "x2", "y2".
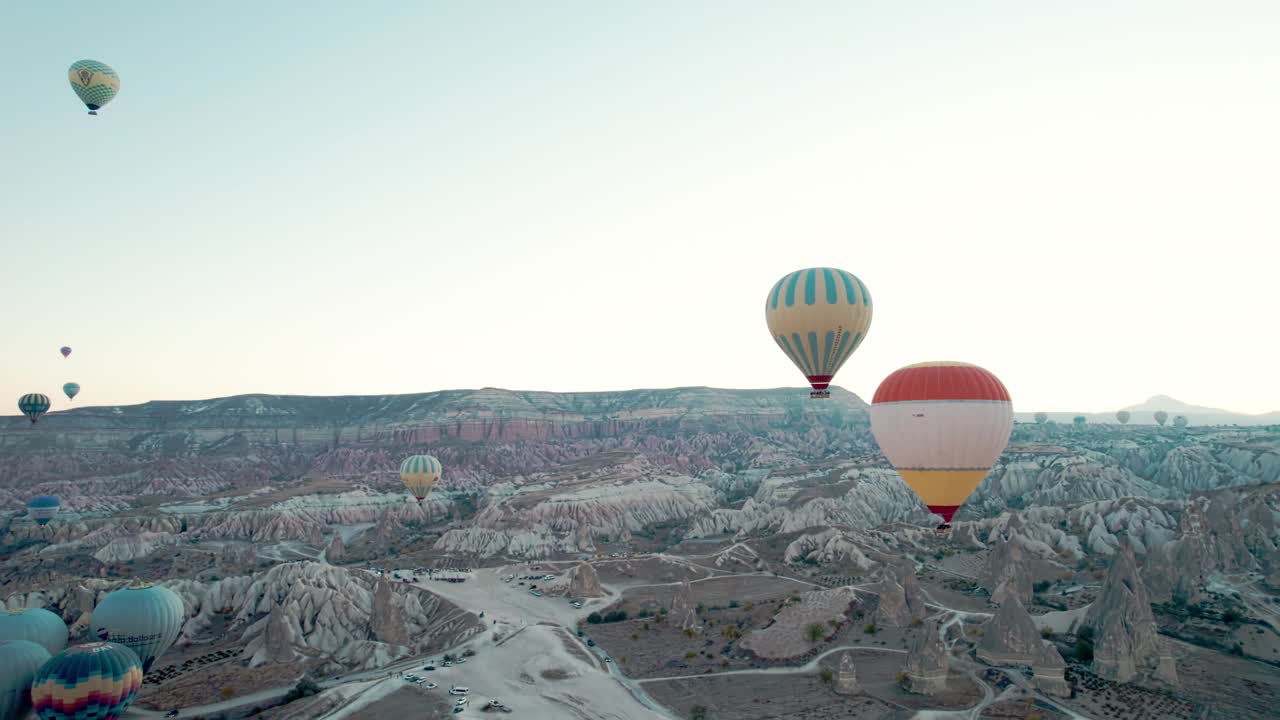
[{"x1": 426, "y1": 682, "x2": 437, "y2": 689}]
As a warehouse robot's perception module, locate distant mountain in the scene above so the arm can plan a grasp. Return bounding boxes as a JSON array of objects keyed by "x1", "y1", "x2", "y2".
[{"x1": 1015, "y1": 395, "x2": 1280, "y2": 426}]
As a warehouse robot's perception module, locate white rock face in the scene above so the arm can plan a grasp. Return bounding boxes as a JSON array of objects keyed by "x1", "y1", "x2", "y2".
[
  {"x1": 688, "y1": 467, "x2": 926, "y2": 539},
  {"x1": 873, "y1": 563, "x2": 926, "y2": 627},
  {"x1": 92, "y1": 532, "x2": 179, "y2": 563},
  {"x1": 977, "y1": 596, "x2": 1044, "y2": 667},
  {"x1": 163, "y1": 561, "x2": 482, "y2": 671},
  {"x1": 903, "y1": 618, "x2": 948, "y2": 695},
  {"x1": 783, "y1": 528, "x2": 876, "y2": 570},
  {"x1": 1083, "y1": 544, "x2": 1178, "y2": 687},
  {"x1": 835, "y1": 650, "x2": 860, "y2": 694}
]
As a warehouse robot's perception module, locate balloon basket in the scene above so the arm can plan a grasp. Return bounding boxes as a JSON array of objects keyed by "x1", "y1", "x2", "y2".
[
  {"x1": 934, "y1": 523, "x2": 952, "y2": 536},
  {"x1": 809, "y1": 390, "x2": 831, "y2": 399}
]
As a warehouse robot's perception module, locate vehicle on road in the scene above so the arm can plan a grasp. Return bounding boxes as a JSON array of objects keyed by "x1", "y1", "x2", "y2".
[
  {"x1": 450, "y1": 685, "x2": 470, "y2": 695},
  {"x1": 165, "y1": 712, "x2": 179, "y2": 718},
  {"x1": 423, "y1": 664, "x2": 435, "y2": 671},
  {"x1": 426, "y1": 682, "x2": 437, "y2": 689}
]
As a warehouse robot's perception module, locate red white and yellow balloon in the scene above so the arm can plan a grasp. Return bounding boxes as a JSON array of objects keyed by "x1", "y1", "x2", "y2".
[{"x1": 870, "y1": 361, "x2": 1013, "y2": 526}]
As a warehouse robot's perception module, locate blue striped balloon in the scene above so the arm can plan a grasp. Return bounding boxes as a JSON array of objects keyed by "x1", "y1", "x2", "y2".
[
  {"x1": 28, "y1": 496, "x2": 61, "y2": 526},
  {"x1": 18, "y1": 393, "x2": 51, "y2": 424}
]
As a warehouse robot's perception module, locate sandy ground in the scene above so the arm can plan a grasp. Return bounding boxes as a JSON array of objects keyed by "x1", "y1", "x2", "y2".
[{"x1": 323, "y1": 565, "x2": 680, "y2": 720}]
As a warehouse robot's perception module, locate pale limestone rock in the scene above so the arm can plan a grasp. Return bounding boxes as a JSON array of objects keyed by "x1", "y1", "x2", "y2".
[{"x1": 903, "y1": 618, "x2": 948, "y2": 695}]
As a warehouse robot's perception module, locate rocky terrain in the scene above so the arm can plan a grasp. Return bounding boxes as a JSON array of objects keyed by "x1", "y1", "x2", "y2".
[{"x1": 2, "y1": 385, "x2": 1278, "y2": 718}]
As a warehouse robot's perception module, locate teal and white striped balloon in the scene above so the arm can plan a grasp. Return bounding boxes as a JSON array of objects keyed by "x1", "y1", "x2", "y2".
[{"x1": 68, "y1": 59, "x2": 119, "y2": 115}]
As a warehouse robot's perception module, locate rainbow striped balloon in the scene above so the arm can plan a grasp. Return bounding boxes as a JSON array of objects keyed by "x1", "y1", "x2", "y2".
[
  {"x1": 870, "y1": 361, "x2": 1013, "y2": 525},
  {"x1": 31, "y1": 642, "x2": 143, "y2": 720}
]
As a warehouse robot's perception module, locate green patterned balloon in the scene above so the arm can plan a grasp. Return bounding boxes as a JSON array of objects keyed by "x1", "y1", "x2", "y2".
[{"x1": 68, "y1": 59, "x2": 119, "y2": 115}]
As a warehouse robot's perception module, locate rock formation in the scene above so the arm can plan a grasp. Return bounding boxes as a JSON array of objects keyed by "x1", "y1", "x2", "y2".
[
  {"x1": 1083, "y1": 543, "x2": 1178, "y2": 686},
  {"x1": 1033, "y1": 643, "x2": 1071, "y2": 697},
  {"x1": 981, "y1": 533, "x2": 1034, "y2": 605},
  {"x1": 566, "y1": 562, "x2": 603, "y2": 598},
  {"x1": 977, "y1": 596, "x2": 1044, "y2": 667},
  {"x1": 370, "y1": 577, "x2": 409, "y2": 647},
  {"x1": 903, "y1": 618, "x2": 948, "y2": 695},
  {"x1": 669, "y1": 580, "x2": 698, "y2": 630},
  {"x1": 874, "y1": 562, "x2": 926, "y2": 627},
  {"x1": 245, "y1": 602, "x2": 302, "y2": 665},
  {"x1": 324, "y1": 534, "x2": 345, "y2": 563},
  {"x1": 835, "y1": 650, "x2": 860, "y2": 694},
  {"x1": 307, "y1": 525, "x2": 323, "y2": 546}
]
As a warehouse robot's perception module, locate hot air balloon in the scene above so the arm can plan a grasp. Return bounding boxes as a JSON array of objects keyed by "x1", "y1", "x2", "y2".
[
  {"x1": 19, "y1": 394, "x2": 51, "y2": 424},
  {"x1": 400, "y1": 454, "x2": 442, "y2": 501},
  {"x1": 68, "y1": 60, "x2": 119, "y2": 115},
  {"x1": 89, "y1": 583, "x2": 184, "y2": 673},
  {"x1": 60, "y1": 346, "x2": 72, "y2": 359},
  {"x1": 1116, "y1": 410, "x2": 1131, "y2": 425},
  {"x1": 31, "y1": 642, "x2": 143, "y2": 720},
  {"x1": 765, "y1": 267, "x2": 872, "y2": 399},
  {"x1": 0, "y1": 640, "x2": 52, "y2": 720},
  {"x1": 1073, "y1": 416, "x2": 1086, "y2": 427},
  {"x1": 1173, "y1": 415, "x2": 1188, "y2": 428},
  {"x1": 1034, "y1": 412, "x2": 1048, "y2": 424},
  {"x1": 1154, "y1": 411, "x2": 1169, "y2": 427},
  {"x1": 870, "y1": 361, "x2": 1013, "y2": 530},
  {"x1": 0, "y1": 608, "x2": 69, "y2": 655},
  {"x1": 63, "y1": 383, "x2": 80, "y2": 401},
  {"x1": 28, "y1": 496, "x2": 61, "y2": 526}
]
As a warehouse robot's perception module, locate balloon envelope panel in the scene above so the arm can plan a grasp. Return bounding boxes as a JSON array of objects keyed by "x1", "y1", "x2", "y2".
[
  {"x1": 90, "y1": 585, "x2": 184, "y2": 673},
  {"x1": 0, "y1": 608, "x2": 69, "y2": 655},
  {"x1": 400, "y1": 454, "x2": 442, "y2": 500},
  {"x1": 0, "y1": 640, "x2": 52, "y2": 720},
  {"x1": 764, "y1": 267, "x2": 872, "y2": 391},
  {"x1": 19, "y1": 394, "x2": 51, "y2": 423},
  {"x1": 31, "y1": 642, "x2": 142, "y2": 720},
  {"x1": 68, "y1": 60, "x2": 120, "y2": 112},
  {"x1": 870, "y1": 361, "x2": 1013, "y2": 523},
  {"x1": 28, "y1": 496, "x2": 61, "y2": 525}
]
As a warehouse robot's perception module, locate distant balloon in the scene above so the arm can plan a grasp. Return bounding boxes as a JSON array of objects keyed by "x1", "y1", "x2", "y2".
[
  {"x1": 1116, "y1": 410, "x2": 1131, "y2": 425},
  {"x1": 68, "y1": 60, "x2": 119, "y2": 115},
  {"x1": 1173, "y1": 415, "x2": 1188, "y2": 429},
  {"x1": 1154, "y1": 411, "x2": 1169, "y2": 427},
  {"x1": 0, "y1": 608, "x2": 69, "y2": 655},
  {"x1": 19, "y1": 393, "x2": 51, "y2": 424},
  {"x1": 765, "y1": 267, "x2": 873, "y2": 399},
  {"x1": 60, "y1": 346, "x2": 72, "y2": 359},
  {"x1": 1073, "y1": 416, "x2": 1086, "y2": 426},
  {"x1": 870, "y1": 361, "x2": 1013, "y2": 527},
  {"x1": 28, "y1": 496, "x2": 61, "y2": 526},
  {"x1": 31, "y1": 642, "x2": 143, "y2": 720},
  {"x1": 1034, "y1": 412, "x2": 1048, "y2": 424},
  {"x1": 90, "y1": 583, "x2": 185, "y2": 673},
  {"x1": 400, "y1": 454, "x2": 442, "y2": 502},
  {"x1": 0, "y1": 640, "x2": 52, "y2": 720},
  {"x1": 63, "y1": 383, "x2": 80, "y2": 401}
]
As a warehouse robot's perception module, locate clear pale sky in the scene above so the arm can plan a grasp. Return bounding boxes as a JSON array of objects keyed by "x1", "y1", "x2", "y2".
[{"x1": 3, "y1": 1, "x2": 1277, "y2": 415}]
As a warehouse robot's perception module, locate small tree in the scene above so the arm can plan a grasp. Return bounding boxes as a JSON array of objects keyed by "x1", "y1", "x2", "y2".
[
  {"x1": 807, "y1": 623, "x2": 828, "y2": 643},
  {"x1": 863, "y1": 623, "x2": 878, "y2": 635},
  {"x1": 722, "y1": 625, "x2": 741, "y2": 640},
  {"x1": 818, "y1": 668, "x2": 834, "y2": 684},
  {"x1": 683, "y1": 627, "x2": 697, "y2": 639},
  {"x1": 220, "y1": 687, "x2": 236, "y2": 700},
  {"x1": 690, "y1": 706, "x2": 708, "y2": 720}
]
